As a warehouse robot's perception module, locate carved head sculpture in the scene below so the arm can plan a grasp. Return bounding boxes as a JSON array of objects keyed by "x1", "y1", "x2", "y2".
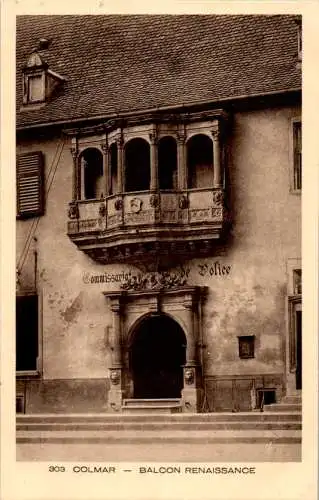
[
  {"x1": 99, "y1": 203, "x2": 106, "y2": 217},
  {"x1": 114, "y1": 198, "x2": 123, "y2": 211},
  {"x1": 110, "y1": 370, "x2": 120, "y2": 385},
  {"x1": 68, "y1": 202, "x2": 79, "y2": 219},
  {"x1": 184, "y1": 368, "x2": 194, "y2": 385},
  {"x1": 179, "y1": 195, "x2": 189, "y2": 210},
  {"x1": 130, "y1": 198, "x2": 143, "y2": 213}
]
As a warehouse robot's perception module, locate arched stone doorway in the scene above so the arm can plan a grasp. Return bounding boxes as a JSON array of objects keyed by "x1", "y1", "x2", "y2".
[{"x1": 129, "y1": 314, "x2": 187, "y2": 399}]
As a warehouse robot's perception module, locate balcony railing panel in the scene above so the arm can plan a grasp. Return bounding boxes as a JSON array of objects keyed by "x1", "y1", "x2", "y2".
[
  {"x1": 160, "y1": 191, "x2": 179, "y2": 224},
  {"x1": 69, "y1": 188, "x2": 226, "y2": 232},
  {"x1": 106, "y1": 195, "x2": 122, "y2": 228},
  {"x1": 123, "y1": 192, "x2": 157, "y2": 225},
  {"x1": 67, "y1": 187, "x2": 229, "y2": 262}
]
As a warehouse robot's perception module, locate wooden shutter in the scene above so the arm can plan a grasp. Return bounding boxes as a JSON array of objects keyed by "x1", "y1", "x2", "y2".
[{"x1": 17, "y1": 152, "x2": 44, "y2": 217}]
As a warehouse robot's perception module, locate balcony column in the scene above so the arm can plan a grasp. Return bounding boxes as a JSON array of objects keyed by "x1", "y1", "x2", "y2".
[
  {"x1": 116, "y1": 133, "x2": 124, "y2": 193},
  {"x1": 149, "y1": 130, "x2": 159, "y2": 191},
  {"x1": 70, "y1": 146, "x2": 80, "y2": 201},
  {"x1": 108, "y1": 296, "x2": 124, "y2": 411},
  {"x1": 101, "y1": 143, "x2": 109, "y2": 197},
  {"x1": 177, "y1": 131, "x2": 187, "y2": 190},
  {"x1": 211, "y1": 128, "x2": 222, "y2": 187}
]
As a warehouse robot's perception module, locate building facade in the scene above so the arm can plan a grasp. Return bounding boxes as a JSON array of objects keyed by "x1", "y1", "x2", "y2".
[{"x1": 16, "y1": 15, "x2": 302, "y2": 414}]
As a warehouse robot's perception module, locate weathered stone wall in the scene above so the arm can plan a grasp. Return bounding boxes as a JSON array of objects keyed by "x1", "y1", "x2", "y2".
[{"x1": 16, "y1": 104, "x2": 301, "y2": 412}]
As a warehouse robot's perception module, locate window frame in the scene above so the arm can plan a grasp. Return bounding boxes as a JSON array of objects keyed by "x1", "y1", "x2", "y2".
[
  {"x1": 23, "y1": 70, "x2": 46, "y2": 105},
  {"x1": 288, "y1": 295, "x2": 302, "y2": 374},
  {"x1": 289, "y1": 117, "x2": 302, "y2": 194}
]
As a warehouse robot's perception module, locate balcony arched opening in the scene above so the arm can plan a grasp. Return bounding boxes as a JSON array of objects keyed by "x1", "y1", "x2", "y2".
[
  {"x1": 158, "y1": 136, "x2": 177, "y2": 190},
  {"x1": 187, "y1": 134, "x2": 214, "y2": 189},
  {"x1": 125, "y1": 138, "x2": 150, "y2": 192},
  {"x1": 80, "y1": 148, "x2": 104, "y2": 200},
  {"x1": 109, "y1": 142, "x2": 118, "y2": 195}
]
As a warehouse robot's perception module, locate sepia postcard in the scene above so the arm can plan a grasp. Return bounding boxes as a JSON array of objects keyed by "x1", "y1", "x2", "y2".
[{"x1": 1, "y1": 0, "x2": 318, "y2": 499}]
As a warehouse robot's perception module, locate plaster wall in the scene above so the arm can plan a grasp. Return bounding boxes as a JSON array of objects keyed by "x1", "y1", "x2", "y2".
[{"x1": 16, "y1": 104, "x2": 301, "y2": 410}]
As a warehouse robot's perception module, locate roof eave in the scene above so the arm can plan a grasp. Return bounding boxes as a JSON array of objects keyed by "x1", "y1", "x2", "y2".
[{"x1": 16, "y1": 87, "x2": 302, "y2": 133}]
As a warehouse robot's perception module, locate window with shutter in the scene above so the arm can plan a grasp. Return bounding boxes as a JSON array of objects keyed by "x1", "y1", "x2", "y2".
[{"x1": 17, "y1": 152, "x2": 44, "y2": 218}]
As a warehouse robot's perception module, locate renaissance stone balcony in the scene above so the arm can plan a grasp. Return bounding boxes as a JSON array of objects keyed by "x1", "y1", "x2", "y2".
[{"x1": 67, "y1": 187, "x2": 229, "y2": 264}]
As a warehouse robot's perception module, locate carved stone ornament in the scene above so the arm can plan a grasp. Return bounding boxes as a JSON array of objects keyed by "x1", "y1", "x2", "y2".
[
  {"x1": 149, "y1": 194, "x2": 159, "y2": 208},
  {"x1": 16, "y1": 268, "x2": 21, "y2": 288},
  {"x1": 149, "y1": 132, "x2": 158, "y2": 145},
  {"x1": 121, "y1": 271, "x2": 187, "y2": 291},
  {"x1": 184, "y1": 368, "x2": 195, "y2": 385},
  {"x1": 179, "y1": 195, "x2": 189, "y2": 210},
  {"x1": 99, "y1": 203, "x2": 106, "y2": 217},
  {"x1": 68, "y1": 202, "x2": 79, "y2": 219},
  {"x1": 110, "y1": 369, "x2": 121, "y2": 385},
  {"x1": 130, "y1": 198, "x2": 143, "y2": 213},
  {"x1": 101, "y1": 143, "x2": 108, "y2": 155},
  {"x1": 70, "y1": 147, "x2": 78, "y2": 162},
  {"x1": 212, "y1": 190, "x2": 223, "y2": 206},
  {"x1": 114, "y1": 198, "x2": 123, "y2": 211}
]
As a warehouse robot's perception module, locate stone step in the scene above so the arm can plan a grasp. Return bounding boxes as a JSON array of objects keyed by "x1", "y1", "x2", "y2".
[
  {"x1": 16, "y1": 411, "x2": 302, "y2": 424},
  {"x1": 16, "y1": 440, "x2": 302, "y2": 462},
  {"x1": 122, "y1": 406, "x2": 182, "y2": 414},
  {"x1": 16, "y1": 428, "x2": 301, "y2": 445},
  {"x1": 282, "y1": 395, "x2": 302, "y2": 404},
  {"x1": 122, "y1": 398, "x2": 181, "y2": 406},
  {"x1": 122, "y1": 398, "x2": 182, "y2": 413},
  {"x1": 264, "y1": 403, "x2": 302, "y2": 412},
  {"x1": 16, "y1": 421, "x2": 301, "y2": 432}
]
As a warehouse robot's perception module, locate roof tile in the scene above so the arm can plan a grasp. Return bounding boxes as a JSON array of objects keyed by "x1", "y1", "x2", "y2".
[{"x1": 16, "y1": 15, "x2": 301, "y2": 128}]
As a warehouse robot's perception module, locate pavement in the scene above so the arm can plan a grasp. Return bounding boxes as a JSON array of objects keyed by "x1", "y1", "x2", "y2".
[{"x1": 16, "y1": 441, "x2": 301, "y2": 462}]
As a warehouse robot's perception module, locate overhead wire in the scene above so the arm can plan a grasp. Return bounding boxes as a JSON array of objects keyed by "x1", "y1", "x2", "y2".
[
  {"x1": 17, "y1": 138, "x2": 65, "y2": 274},
  {"x1": 17, "y1": 137, "x2": 65, "y2": 272},
  {"x1": 17, "y1": 23, "x2": 97, "y2": 277}
]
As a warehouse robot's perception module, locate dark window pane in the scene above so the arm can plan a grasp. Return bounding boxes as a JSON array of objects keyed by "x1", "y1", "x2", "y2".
[{"x1": 16, "y1": 295, "x2": 38, "y2": 371}]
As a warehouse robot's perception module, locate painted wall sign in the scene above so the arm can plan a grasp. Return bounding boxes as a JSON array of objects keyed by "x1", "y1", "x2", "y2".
[
  {"x1": 197, "y1": 261, "x2": 231, "y2": 277},
  {"x1": 82, "y1": 271, "x2": 133, "y2": 284},
  {"x1": 82, "y1": 261, "x2": 231, "y2": 285},
  {"x1": 82, "y1": 267, "x2": 190, "y2": 285}
]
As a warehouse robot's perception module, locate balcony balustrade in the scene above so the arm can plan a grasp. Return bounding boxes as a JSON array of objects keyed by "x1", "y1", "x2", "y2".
[{"x1": 67, "y1": 187, "x2": 229, "y2": 264}]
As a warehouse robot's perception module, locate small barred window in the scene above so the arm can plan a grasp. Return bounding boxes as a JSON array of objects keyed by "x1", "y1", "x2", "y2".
[{"x1": 238, "y1": 336, "x2": 255, "y2": 359}]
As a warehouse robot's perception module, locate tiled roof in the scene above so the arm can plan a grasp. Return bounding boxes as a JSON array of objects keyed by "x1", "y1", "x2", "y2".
[{"x1": 16, "y1": 15, "x2": 301, "y2": 129}]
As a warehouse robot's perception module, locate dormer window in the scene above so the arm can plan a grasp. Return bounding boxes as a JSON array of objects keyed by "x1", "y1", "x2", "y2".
[
  {"x1": 22, "y1": 50, "x2": 65, "y2": 107},
  {"x1": 27, "y1": 73, "x2": 45, "y2": 103}
]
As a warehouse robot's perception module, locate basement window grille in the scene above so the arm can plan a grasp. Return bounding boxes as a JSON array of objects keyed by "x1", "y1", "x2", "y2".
[
  {"x1": 16, "y1": 395, "x2": 25, "y2": 413},
  {"x1": 256, "y1": 389, "x2": 276, "y2": 408}
]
